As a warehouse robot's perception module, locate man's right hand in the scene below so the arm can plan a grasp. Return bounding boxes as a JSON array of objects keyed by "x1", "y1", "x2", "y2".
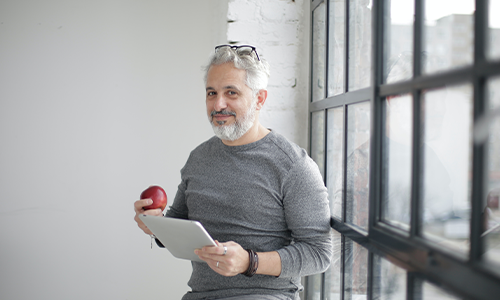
[{"x1": 133, "y1": 199, "x2": 164, "y2": 235}]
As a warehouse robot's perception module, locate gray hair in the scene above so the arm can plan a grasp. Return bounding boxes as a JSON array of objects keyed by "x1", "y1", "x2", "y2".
[{"x1": 203, "y1": 46, "x2": 270, "y2": 96}]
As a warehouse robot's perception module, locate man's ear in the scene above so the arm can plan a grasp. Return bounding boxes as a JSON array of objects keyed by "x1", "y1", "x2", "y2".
[{"x1": 256, "y1": 89, "x2": 268, "y2": 111}]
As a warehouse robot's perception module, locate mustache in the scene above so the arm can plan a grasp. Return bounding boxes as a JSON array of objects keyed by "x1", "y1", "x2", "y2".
[{"x1": 211, "y1": 110, "x2": 236, "y2": 117}]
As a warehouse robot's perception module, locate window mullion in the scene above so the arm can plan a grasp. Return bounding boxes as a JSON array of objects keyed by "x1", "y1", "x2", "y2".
[
  {"x1": 344, "y1": 0, "x2": 349, "y2": 93},
  {"x1": 368, "y1": 0, "x2": 385, "y2": 234},
  {"x1": 413, "y1": 0, "x2": 424, "y2": 77},
  {"x1": 409, "y1": 0, "x2": 424, "y2": 239},
  {"x1": 469, "y1": 0, "x2": 489, "y2": 262}
]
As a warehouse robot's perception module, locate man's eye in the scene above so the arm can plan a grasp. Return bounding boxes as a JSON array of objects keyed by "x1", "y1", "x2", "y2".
[
  {"x1": 207, "y1": 91, "x2": 216, "y2": 96},
  {"x1": 228, "y1": 91, "x2": 237, "y2": 95}
]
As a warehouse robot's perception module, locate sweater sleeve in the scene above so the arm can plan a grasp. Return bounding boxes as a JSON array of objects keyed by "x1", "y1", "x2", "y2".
[
  {"x1": 165, "y1": 178, "x2": 190, "y2": 220},
  {"x1": 165, "y1": 159, "x2": 191, "y2": 220},
  {"x1": 156, "y1": 174, "x2": 190, "y2": 248},
  {"x1": 276, "y1": 157, "x2": 333, "y2": 278}
]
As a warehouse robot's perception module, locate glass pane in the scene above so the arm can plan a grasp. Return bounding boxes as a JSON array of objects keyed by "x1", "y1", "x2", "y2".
[
  {"x1": 305, "y1": 273, "x2": 322, "y2": 300},
  {"x1": 488, "y1": 0, "x2": 500, "y2": 60},
  {"x1": 328, "y1": 0, "x2": 345, "y2": 96},
  {"x1": 346, "y1": 101, "x2": 371, "y2": 231},
  {"x1": 421, "y1": 84, "x2": 473, "y2": 255},
  {"x1": 324, "y1": 230, "x2": 342, "y2": 300},
  {"x1": 312, "y1": 2, "x2": 326, "y2": 102},
  {"x1": 484, "y1": 76, "x2": 500, "y2": 266},
  {"x1": 344, "y1": 238, "x2": 368, "y2": 300},
  {"x1": 381, "y1": 94, "x2": 413, "y2": 231},
  {"x1": 311, "y1": 111, "x2": 326, "y2": 178},
  {"x1": 384, "y1": 0, "x2": 414, "y2": 83},
  {"x1": 327, "y1": 107, "x2": 344, "y2": 220},
  {"x1": 372, "y1": 255, "x2": 407, "y2": 300},
  {"x1": 348, "y1": 0, "x2": 372, "y2": 91},
  {"x1": 422, "y1": 0, "x2": 474, "y2": 74},
  {"x1": 422, "y1": 281, "x2": 461, "y2": 300}
]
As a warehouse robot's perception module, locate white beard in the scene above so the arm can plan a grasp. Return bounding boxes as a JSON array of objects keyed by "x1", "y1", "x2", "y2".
[{"x1": 209, "y1": 100, "x2": 257, "y2": 142}]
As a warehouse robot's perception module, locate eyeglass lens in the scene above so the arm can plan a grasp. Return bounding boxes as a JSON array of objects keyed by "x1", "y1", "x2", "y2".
[{"x1": 215, "y1": 45, "x2": 260, "y2": 61}]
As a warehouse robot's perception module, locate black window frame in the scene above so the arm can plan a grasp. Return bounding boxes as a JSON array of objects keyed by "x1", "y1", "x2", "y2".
[{"x1": 306, "y1": 0, "x2": 500, "y2": 299}]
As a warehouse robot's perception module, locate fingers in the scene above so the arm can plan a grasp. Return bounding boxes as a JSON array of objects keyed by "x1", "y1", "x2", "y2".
[
  {"x1": 134, "y1": 214, "x2": 153, "y2": 235},
  {"x1": 198, "y1": 241, "x2": 226, "y2": 256},
  {"x1": 134, "y1": 199, "x2": 152, "y2": 213},
  {"x1": 194, "y1": 243, "x2": 219, "y2": 265},
  {"x1": 134, "y1": 199, "x2": 163, "y2": 216},
  {"x1": 195, "y1": 241, "x2": 247, "y2": 276},
  {"x1": 211, "y1": 240, "x2": 228, "y2": 255},
  {"x1": 133, "y1": 199, "x2": 163, "y2": 235},
  {"x1": 196, "y1": 248, "x2": 226, "y2": 275}
]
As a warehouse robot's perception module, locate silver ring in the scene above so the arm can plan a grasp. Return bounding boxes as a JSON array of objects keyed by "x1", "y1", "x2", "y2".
[
  {"x1": 223, "y1": 246, "x2": 227, "y2": 255},
  {"x1": 216, "y1": 261, "x2": 219, "y2": 268}
]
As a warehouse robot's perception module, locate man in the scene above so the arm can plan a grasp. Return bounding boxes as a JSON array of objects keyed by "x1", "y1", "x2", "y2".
[{"x1": 134, "y1": 45, "x2": 332, "y2": 300}]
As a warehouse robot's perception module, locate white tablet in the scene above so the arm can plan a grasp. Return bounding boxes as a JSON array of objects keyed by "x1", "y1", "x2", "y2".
[{"x1": 139, "y1": 214, "x2": 216, "y2": 262}]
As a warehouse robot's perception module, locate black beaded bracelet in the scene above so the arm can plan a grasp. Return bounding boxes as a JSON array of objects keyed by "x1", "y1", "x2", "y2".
[{"x1": 242, "y1": 249, "x2": 259, "y2": 277}]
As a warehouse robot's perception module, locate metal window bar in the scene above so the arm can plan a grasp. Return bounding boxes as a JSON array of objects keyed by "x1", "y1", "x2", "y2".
[
  {"x1": 409, "y1": 0, "x2": 424, "y2": 240},
  {"x1": 322, "y1": 1, "x2": 331, "y2": 295},
  {"x1": 469, "y1": 0, "x2": 488, "y2": 264},
  {"x1": 368, "y1": 0, "x2": 385, "y2": 297},
  {"x1": 344, "y1": 0, "x2": 350, "y2": 94}
]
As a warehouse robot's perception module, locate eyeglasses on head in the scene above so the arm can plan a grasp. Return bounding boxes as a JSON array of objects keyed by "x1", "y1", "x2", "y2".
[{"x1": 214, "y1": 44, "x2": 261, "y2": 61}]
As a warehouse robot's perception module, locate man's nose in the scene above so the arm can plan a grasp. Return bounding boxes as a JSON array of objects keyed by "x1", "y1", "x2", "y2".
[{"x1": 213, "y1": 94, "x2": 228, "y2": 111}]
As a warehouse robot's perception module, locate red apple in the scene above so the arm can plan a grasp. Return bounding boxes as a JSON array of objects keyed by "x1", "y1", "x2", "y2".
[{"x1": 141, "y1": 185, "x2": 167, "y2": 211}]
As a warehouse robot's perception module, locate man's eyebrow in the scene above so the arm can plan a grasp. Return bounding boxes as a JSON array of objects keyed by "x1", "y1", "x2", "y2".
[
  {"x1": 223, "y1": 85, "x2": 240, "y2": 91},
  {"x1": 205, "y1": 85, "x2": 241, "y2": 91}
]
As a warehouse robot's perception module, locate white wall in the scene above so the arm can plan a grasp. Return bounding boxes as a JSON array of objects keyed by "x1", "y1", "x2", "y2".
[
  {"x1": 227, "y1": 0, "x2": 311, "y2": 149},
  {"x1": 0, "y1": 1, "x2": 227, "y2": 299}
]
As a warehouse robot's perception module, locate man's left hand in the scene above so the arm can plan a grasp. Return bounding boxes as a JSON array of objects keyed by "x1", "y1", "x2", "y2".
[{"x1": 194, "y1": 240, "x2": 249, "y2": 276}]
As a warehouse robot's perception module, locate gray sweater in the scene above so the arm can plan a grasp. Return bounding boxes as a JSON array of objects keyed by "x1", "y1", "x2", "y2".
[{"x1": 165, "y1": 130, "x2": 332, "y2": 300}]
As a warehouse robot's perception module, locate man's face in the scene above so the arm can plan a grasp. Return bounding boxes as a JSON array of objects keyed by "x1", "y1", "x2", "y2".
[{"x1": 205, "y1": 63, "x2": 257, "y2": 141}]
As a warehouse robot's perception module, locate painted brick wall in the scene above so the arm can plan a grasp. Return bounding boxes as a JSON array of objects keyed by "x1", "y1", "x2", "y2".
[{"x1": 226, "y1": 0, "x2": 310, "y2": 149}]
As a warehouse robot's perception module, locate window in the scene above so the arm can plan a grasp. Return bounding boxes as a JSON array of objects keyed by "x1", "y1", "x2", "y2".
[{"x1": 306, "y1": 0, "x2": 500, "y2": 299}]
